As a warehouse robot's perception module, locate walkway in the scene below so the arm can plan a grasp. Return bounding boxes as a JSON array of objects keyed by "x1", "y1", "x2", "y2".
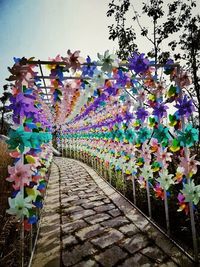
[{"x1": 32, "y1": 157, "x2": 194, "y2": 267}]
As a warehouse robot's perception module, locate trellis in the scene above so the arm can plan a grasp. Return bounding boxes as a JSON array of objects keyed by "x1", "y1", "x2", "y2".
[{"x1": 4, "y1": 50, "x2": 200, "y2": 265}]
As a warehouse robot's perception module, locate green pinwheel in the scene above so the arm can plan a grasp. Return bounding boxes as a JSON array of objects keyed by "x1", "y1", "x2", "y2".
[
  {"x1": 7, "y1": 127, "x2": 52, "y2": 153},
  {"x1": 153, "y1": 125, "x2": 170, "y2": 147},
  {"x1": 30, "y1": 132, "x2": 42, "y2": 149},
  {"x1": 124, "y1": 128, "x2": 136, "y2": 143},
  {"x1": 114, "y1": 129, "x2": 125, "y2": 142},
  {"x1": 7, "y1": 127, "x2": 32, "y2": 153},
  {"x1": 137, "y1": 127, "x2": 151, "y2": 143},
  {"x1": 181, "y1": 180, "x2": 200, "y2": 205},
  {"x1": 177, "y1": 124, "x2": 198, "y2": 147}
]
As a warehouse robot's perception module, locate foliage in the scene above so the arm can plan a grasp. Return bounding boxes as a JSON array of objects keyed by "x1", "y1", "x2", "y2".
[
  {"x1": 107, "y1": 0, "x2": 197, "y2": 61},
  {"x1": 107, "y1": 0, "x2": 137, "y2": 59},
  {"x1": 0, "y1": 84, "x2": 12, "y2": 134},
  {"x1": 107, "y1": 0, "x2": 200, "y2": 142}
]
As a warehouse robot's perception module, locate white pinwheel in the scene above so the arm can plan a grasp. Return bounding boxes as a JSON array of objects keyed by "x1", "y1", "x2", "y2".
[
  {"x1": 140, "y1": 164, "x2": 154, "y2": 181},
  {"x1": 97, "y1": 50, "x2": 119, "y2": 73},
  {"x1": 157, "y1": 169, "x2": 174, "y2": 190},
  {"x1": 181, "y1": 180, "x2": 200, "y2": 205},
  {"x1": 7, "y1": 192, "x2": 33, "y2": 219}
]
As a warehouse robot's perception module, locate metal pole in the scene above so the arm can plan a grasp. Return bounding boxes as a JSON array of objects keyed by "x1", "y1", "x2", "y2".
[
  {"x1": 109, "y1": 166, "x2": 112, "y2": 184},
  {"x1": 38, "y1": 62, "x2": 49, "y2": 101},
  {"x1": 103, "y1": 161, "x2": 107, "y2": 179},
  {"x1": 122, "y1": 171, "x2": 125, "y2": 195},
  {"x1": 27, "y1": 59, "x2": 180, "y2": 68},
  {"x1": 146, "y1": 181, "x2": 152, "y2": 219},
  {"x1": 96, "y1": 157, "x2": 98, "y2": 171},
  {"x1": 20, "y1": 184, "x2": 24, "y2": 267},
  {"x1": 30, "y1": 225, "x2": 33, "y2": 255},
  {"x1": 101, "y1": 160, "x2": 104, "y2": 176},
  {"x1": 189, "y1": 199, "x2": 198, "y2": 262},
  {"x1": 69, "y1": 145, "x2": 71, "y2": 158},
  {"x1": 132, "y1": 175, "x2": 136, "y2": 205},
  {"x1": 164, "y1": 189, "x2": 170, "y2": 235}
]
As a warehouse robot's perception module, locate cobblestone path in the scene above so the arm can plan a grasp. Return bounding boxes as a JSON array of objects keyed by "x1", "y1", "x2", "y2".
[{"x1": 32, "y1": 157, "x2": 194, "y2": 267}]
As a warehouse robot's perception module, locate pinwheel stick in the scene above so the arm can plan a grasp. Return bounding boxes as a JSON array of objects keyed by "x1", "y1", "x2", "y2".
[
  {"x1": 139, "y1": 97, "x2": 152, "y2": 218},
  {"x1": 132, "y1": 175, "x2": 136, "y2": 205},
  {"x1": 20, "y1": 155, "x2": 25, "y2": 267}
]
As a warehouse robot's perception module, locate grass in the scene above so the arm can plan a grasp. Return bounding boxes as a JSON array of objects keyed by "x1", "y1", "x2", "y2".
[
  {"x1": 0, "y1": 140, "x2": 13, "y2": 216},
  {"x1": 0, "y1": 140, "x2": 12, "y2": 168}
]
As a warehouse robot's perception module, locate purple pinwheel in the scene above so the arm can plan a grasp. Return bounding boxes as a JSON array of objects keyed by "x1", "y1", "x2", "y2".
[
  {"x1": 164, "y1": 58, "x2": 174, "y2": 71},
  {"x1": 175, "y1": 95, "x2": 195, "y2": 118},
  {"x1": 128, "y1": 53, "x2": 149, "y2": 74},
  {"x1": 116, "y1": 69, "x2": 129, "y2": 87},
  {"x1": 82, "y1": 56, "x2": 96, "y2": 77},
  {"x1": 124, "y1": 111, "x2": 133, "y2": 121},
  {"x1": 50, "y1": 66, "x2": 64, "y2": 81},
  {"x1": 106, "y1": 86, "x2": 118, "y2": 96},
  {"x1": 9, "y1": 93, "x2": 39, "y2": 124},
  {"x1": 153, "y1": 102, "x2": 168, "y2": 119},
  {"x1": 136, "y1": 107, "x2": 149, "y2": 122},
  {"x1": 115, "y1": 114, "x2": 123, "y2": 123}
]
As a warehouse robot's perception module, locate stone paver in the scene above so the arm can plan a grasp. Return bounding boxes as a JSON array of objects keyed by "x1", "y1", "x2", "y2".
[
  {"x1": 119, "y1": 223, "x2": 139, "y2": 237},
  {"x1": 85, "y1": 213, "x2": 111, "y2": 224},
  {"x1": 62, "y1": 241, "x2": 97, "y2": 267},
  {"x1": 118, "y1": 253, "x2": 152, "y2": 267},
  {"x1": 75, "y1": 224, "x2": 105, "y2": 241},
  {"x1": 108, "y1": 208, "x2": 122, "y2": 217},
  {"x1": 32, "y1": 158, "x2": 195, "y2": 267},
  {"x1": 94, "y1": 203, "x2": 115, "y2": 213},
  {"x1": 140, "y1": 245, "x2": 167, "y2": 263},
  {"x1": 95, "y1": 246, "x2": 127, "y2": 267},
  {"x1": 91, "y1": 229, "x2": 124, "y2": 249},
  {"x1": 101, "y1": 216, "x2": 130, "y2": 228},
  {"x1": 70, "y1": 209, "x2": 96, "y2": 220},
  {"x1": 62, "y1": 235, "x2": 78, "y2": 247},
  {"x1": 82, "y1": 201, "x2": 105, "y2": 209},
  {"x1": 62, "y1": 219, "x2": 88, "y2": 234},
  {"x1": 120, "y1": 233, "x2": 150, "y2": 254},
  {"x1": 73, "y1": 259, "x2": 99, "y2": 267}
]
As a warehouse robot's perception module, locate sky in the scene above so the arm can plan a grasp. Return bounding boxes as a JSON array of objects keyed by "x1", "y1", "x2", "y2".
[
  {"x1": 0, "y1": 0, "x2": 120, "y2": 92},
  {"x1": 0, "y1": 0, "x2": 199, "y2": 94}
]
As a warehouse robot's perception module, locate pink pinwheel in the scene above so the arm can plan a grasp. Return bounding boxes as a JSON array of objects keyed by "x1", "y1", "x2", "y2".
[
  {"x1": 154, "y1": 183, "x2": 164, "y2": 200},
  {"x1": 141, "y1": 141, "x2": 151, "y2": 164},
  {"x1": 137, "y1": 89, "x2": 146, "y2": 102},
  {"x1": 155, "y1": 147, "x2": 172, "y2": 168},
  {"x1": 48, "y1": 54, "x2": 62, "y2": 63},
  {"x1": 150, "y1": 138, "x2": 159, "y2": 152},
  {"x1": 6, "y1": 160, "x2": 34, "y2": 190},
  {"x1": 7, "y1": 61, "x2": 36, "y2": 88},
  {"x1": 179, "y1": 72, "x2": 191, "y2": 88},
  {"x1": 179, "y1": 152, "x2": 200, "y2": 177},
  {"x1": 62, "y1": 50, "x2": 84, "y2": 72}
]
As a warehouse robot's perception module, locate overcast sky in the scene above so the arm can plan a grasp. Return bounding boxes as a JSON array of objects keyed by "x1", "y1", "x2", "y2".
[
  {"x1": 0, "y1": 0, "x2": 199, "y2": 94},
  {"x1": 0, "y1": 0, "x2": 120, "y2": 92}
]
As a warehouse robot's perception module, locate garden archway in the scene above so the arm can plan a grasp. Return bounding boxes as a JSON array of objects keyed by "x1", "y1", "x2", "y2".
[{"x1": 4, "y1": 50, "x2": 200, "y2": 264}]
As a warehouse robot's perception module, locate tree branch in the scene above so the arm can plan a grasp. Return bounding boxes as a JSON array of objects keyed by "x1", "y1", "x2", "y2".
[{"x1": 130, "y1": 4, "x2": 154, "y2": 46}]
